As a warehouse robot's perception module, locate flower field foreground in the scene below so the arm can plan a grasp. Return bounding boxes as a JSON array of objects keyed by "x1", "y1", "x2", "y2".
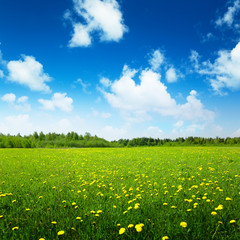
[{"x1": 0, "y1": 147, "x2": 240, "y2": 239}]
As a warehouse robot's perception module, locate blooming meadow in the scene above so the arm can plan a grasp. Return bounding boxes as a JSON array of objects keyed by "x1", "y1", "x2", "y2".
[{"x1": 0, "y1": 147, "x2": 240, "y2": 239}]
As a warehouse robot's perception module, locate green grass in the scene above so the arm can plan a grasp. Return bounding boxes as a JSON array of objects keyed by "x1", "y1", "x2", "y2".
[{"x1": 0, "y1": 147, "x2": 240, "y2": 239}]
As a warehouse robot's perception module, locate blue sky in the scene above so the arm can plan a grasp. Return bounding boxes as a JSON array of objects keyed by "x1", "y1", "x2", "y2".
[{"x1": 0, "y1": 0, "x2": 240, "y2": 140}]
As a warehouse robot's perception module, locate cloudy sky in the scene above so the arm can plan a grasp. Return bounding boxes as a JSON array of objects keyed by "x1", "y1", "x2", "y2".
[{"x1": 0, "y1": 0, "x2": 240, "y2": 140}]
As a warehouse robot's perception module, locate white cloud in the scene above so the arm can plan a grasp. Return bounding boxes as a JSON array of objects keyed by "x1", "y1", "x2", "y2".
[
  {"x1": 0, "y1": 114, "x2": 34, "y2": 135},
  {"x1": 1, "y1": 93, "x2": 31, "y2": 112},
  {"x1": 69, "y1": 24, "x2": 92, "y2": 47},
  {"x1": 7, "y1": 55, "x2": 51, "y2": 92},
  {"x1": 38, "y1": 92, "x2": 73, "y2": 112},
  {"x1": 146, "y1": 126, "x2": 163, "y2": 138},
  {"x1": 174, "y1": 120, "x2": 184, "y2": 128},
  {"x1": 193, "y1": 41, "x2": 240, "y2": 94},
  {"x1": 101, "y1": 65, "x2": 214, "y2": 123},
  {"x1": 17, "y1": 96, "x2": 28, "y2": 103},
  {"x1": 166, "y1": 67, "x2": 177, "y2": 83},
  {"x1": 216, "y1": 0, "x2": 240, "y2": 27},
  {"x1": 0, "y1": 69, "x2": 4, "y2": 78},
  {"x1": 149, "y1": 50, "x2": 164, "y2": 71},
  {"x1": 1, "y1": 93, "x2": 16, "y2": 103},
  {"x1": 100, "y1": 77, "x2": 112, "y2": 88},
  {"x1": 231, "y1": 128, "x2": 240, "y2": 137},
  {"x1": 75, "y1": 78, "x2": 91, "y2": 93},
  {"x1": 68, "y1": 0, "x2": 128, "y2": 47}
]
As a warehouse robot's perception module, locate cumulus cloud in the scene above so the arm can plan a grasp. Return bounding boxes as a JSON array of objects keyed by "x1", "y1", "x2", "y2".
[
  {"x1": 101, "y1": 65, "x2": 214, "y2": 123},
  {"x1": 216, "y1": 0, "x2": 240, "y2": 27},
  {"x1": 38, "y1": 92, "x2": 73, "y2": 112},
  {"x1": 1, "y1": 93, "x2": 31, "y2": 111},
  {"x1": 67, "y1": 0, "x2": 128, "y2": 47},
  {"x1": 166, "y1": 67, "x2": 177, "y2": 83},
  {"x1": 192, "y1": 42, "x2": 240, "y2": 94},
  {"x1": 148, "y1": 50, "x2": 164, "y2": 71},
  {"x1": 7, "y1": 55, "x2": 51, "y2": 92},
  {"x1": 1, "y1": 93, "x2": 16, "y2": 103}
]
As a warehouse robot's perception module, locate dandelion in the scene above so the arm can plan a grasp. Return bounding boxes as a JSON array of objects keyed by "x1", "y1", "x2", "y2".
[
  {"x1": 12, "y1": 227, "x2": 19, "y2": 230},
  {"x1": 51, "y1": 221, "x2": 57, "y2": 224},
  {"x1": 226, "y1": 197, "x2": 232, "y2": 201},
  {"x1": 211, "y1": 211, "x2": 217, "y2": 216},
  {"x1": 72, "y1": 202, "x2": 77, "y2": 206},
  {"x1": 39, "y1": 196, "x2": 43, "y2": 199},
  {"x1": 0, "y1": 215, "x2": 3, "y2": 218},
  {"x1": 26, "y1": 208, "x2": 30, "y2": 211},
  {"x1": 163, "y1": 203, "x2": 168, "y2": 206},
  {"x1": 128, "y1": 224, "x2": 134, "y2": 228},
  {"x1": 76, "y1": 217, "x2": 81, "y2": 220},
  {"x1": 230, "y1": 220, "x2": 236, "y2": 224},
  {"x1": 162, "y1": 236, "x2": 169, "y2": 240},
  {"x1": 180, "y1": 222, "x2": 187, "y2": 228},
  {"x1": 135, "y1": 223, "x2": 144, "y2": 232},
  {"x1": 57, "y1": 230, "x2": 65, "y2": 235},
  {"x1": 39, "y1": 238, "x2": 45, "y2": 240},
  {"x1": 119, "y1": 228, "x2": 126, "y2": 235}
]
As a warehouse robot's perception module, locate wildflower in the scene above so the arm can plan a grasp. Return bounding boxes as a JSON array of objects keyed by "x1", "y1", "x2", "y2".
[
  {"x1": 215, "y1": 204, "x2": 223, "y2": 211},
  {"x1": 180, "y1": 222, "x2": 187, "y2": 228},
  {"x1": 163, "y1": 203, "x2": 168, "y2": 206},
  {"x1": 135, "y1": 223, "x2": 144, "y2": 232},
  {"x1": 211, "y1": 211, "x2": 217, "y2": 216},
  {"x1": 119, "y1": 228, "x2": 126, "y2": 235},
  {"x1": 12, "y1": 227, "x2": 19, "y2": 230},
  {"x1": 72, "y1": 202, "x2": 77, "y2": 206},
  {"x1": 57, "y1": 230, "x2": 65, "y2": 235},
  {"x1": 226, "y1": 197, "x2": 232, "y2": 201},
  {"x1": 76, "y1": 217, "x2": 81, "y2": 220},
  {"x1": 51, "y1": 221, "x2": 57, "y2": 224},
  {"x1": 128, "y1": 224, "x2": 134, "y2": 228},
  {"x1": 0, "y1": 215, "x2": 3, "y2": 218},
  {"x1": 97, "y1": 210, "x2": 102, "y2": 213},
  {"x1": 39, "y1": 238, "x2": 45, "y2": 240},
  {"x1": 162, "y1": 236, "x2": 169, "y2": 240},
  {"x1": 39, "y1": 196, "x2": 43, "y2": 199},
  {"x1": 230, "y1": 220, "x2": 236, "y2": 224},
  {"x1": 218, "y1": 221, "x2": 223, "y2": 224},
  {"x1": 26, "y1": 208, "x2": 30, "y2": 211}
]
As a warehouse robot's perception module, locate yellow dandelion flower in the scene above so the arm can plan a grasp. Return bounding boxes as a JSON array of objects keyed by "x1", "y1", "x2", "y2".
[
  {"x1": 26, "y1": 208, "x2": 30, "y2": 211},
  {"x1": 226, "y1": 197, "x2": 232, "y2": 201},
  {"x1": 76, "y1": 217, "x2": 81, "y2": 220},
  {"x1": 95, "y1": 214, "x2": 100, "y2": 217},
  {"x1": 180, "y1": 222, "x2": 187, "y2": 228},
  {"x1": 128, "y1": 224, "x2": 134, "y2": 228},
  {"x1": 117, "y1": 223, "x2": 121, "y2": 226},
  {"x1": 0, "y1": 215, "x2": 3, "y2": 218},
  {"x1": 230, "y1": 220, "x2": 236, "y2": 224},
  {"x1": 39, "y1": 238, "x2": 45, "y2": 240},
  {"x1": 211, "y1": 211, "x2": 217, "y2": 216},
  {"x1": 97, "y1": 210, "x2": 102, "y2": 213},
  {"x1": 135, "y1": 223, "x2": 144, "y2": 232},
  {"x1": 57, "y1": 230, "x2": 65, "y2": 235},
  {"x1": 162, "y1": 236, "x2": 169, "y2": 240},
  {"x1": 163, "y1": 203, "x2": 168, "y2": 206},
  {"x1": 119, "y1": 228, "x2": 126, "y2": 235},
  {"x1": 12, "y1": 227, "x2": 19, "y2": 230},
  {"x1": 72, "y1": 202, "x2": 77, "y2": 206},
  {"x1": 218, "y1": 221, "x2": 223, "y2": 224},
  {"x1": 39, "y1": 196, "x2": 43, "y2": 199},
  {"x1": 51, "y1": 221, "x2": 57, "y2": 224}
]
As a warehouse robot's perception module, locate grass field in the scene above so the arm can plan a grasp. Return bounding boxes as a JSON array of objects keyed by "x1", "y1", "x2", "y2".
[{"x1": 0, "y1": 147, "x2": 240, "y2": 239}]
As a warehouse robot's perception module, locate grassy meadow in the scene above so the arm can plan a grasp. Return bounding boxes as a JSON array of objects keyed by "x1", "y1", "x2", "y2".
[{"x1": 0, "y1": 147, "x2": 240, "y2": 239}]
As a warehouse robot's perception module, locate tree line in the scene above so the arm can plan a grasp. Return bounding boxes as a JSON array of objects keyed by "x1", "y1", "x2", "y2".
[{"x1": 0, "y1": 132, "x2": 240, "y2": 148}]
